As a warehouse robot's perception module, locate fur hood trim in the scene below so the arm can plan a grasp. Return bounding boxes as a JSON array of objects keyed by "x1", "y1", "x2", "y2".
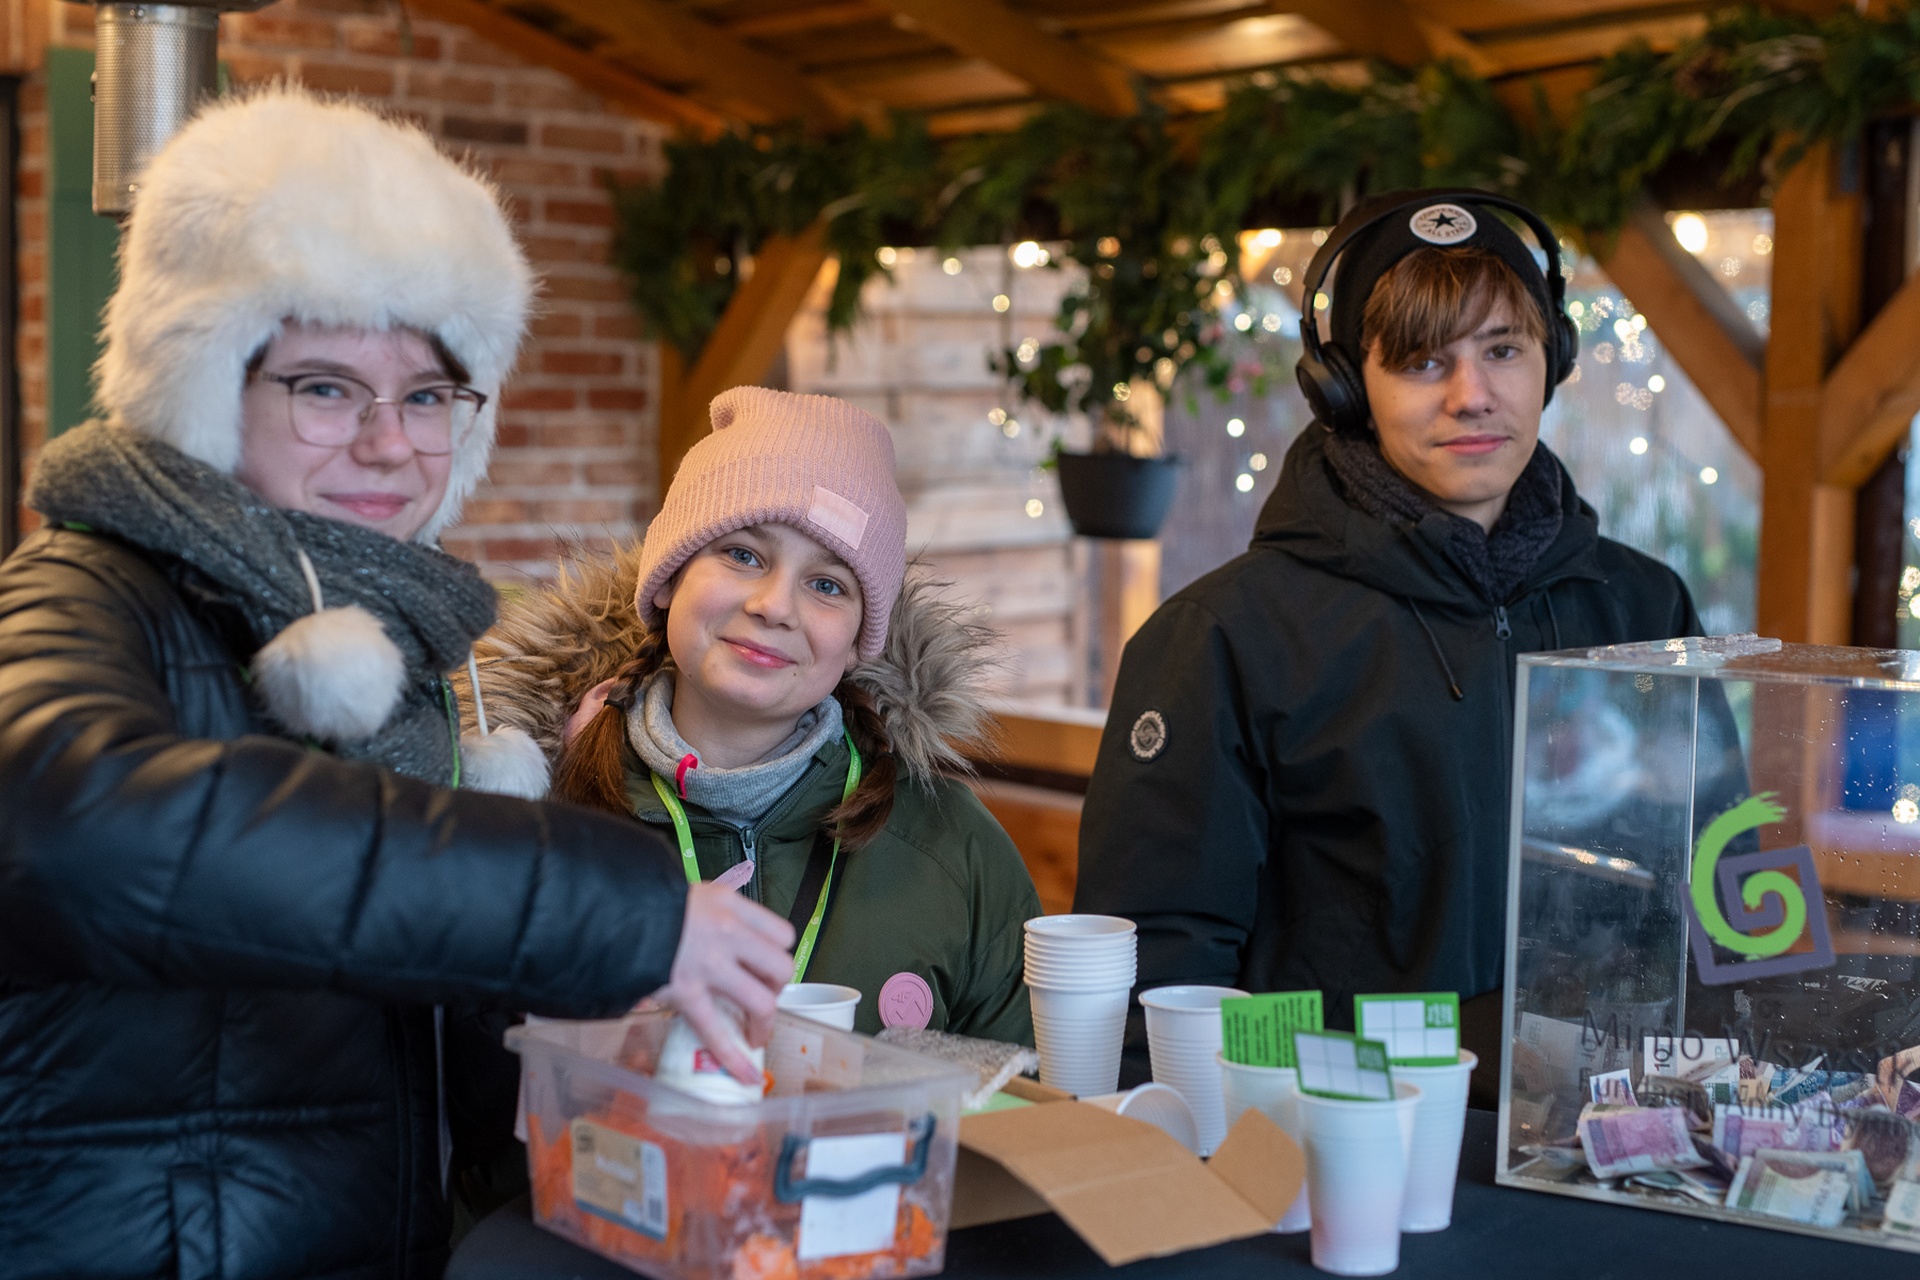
[
  {"x1": 97, "y1": 85, "x2": 533, "y2": 541},
  {"x1": 458, "y1": 543, "x2": 1001, "y2": 786}
]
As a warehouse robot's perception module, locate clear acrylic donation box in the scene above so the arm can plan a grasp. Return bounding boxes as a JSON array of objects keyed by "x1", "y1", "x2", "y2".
[{"x1": 1500, "y1": 637, "x2": 1920, "y2": 1251}]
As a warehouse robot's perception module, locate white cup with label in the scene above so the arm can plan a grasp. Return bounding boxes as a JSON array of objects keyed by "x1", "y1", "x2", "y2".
[{"x1": 778, "y1": 983, "x2": 861, "y2": 1031}]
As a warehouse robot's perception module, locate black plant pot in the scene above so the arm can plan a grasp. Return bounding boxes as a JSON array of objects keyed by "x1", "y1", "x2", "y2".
[{"x1": 1054, "y1": 451, "x2": 1182, "y2": 540}]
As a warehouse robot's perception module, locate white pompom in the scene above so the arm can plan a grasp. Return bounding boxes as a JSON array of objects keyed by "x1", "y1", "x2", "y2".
[
  {"x1": 252, "y1": 605, "x2": 405, "y2": 743},
  {"x1": 459, "y1": 725, "x2": 551, "y2": 799}
]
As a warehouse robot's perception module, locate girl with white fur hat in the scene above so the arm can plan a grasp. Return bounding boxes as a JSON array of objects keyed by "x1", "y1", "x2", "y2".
[{"x1": 0, "y1": 88, "x2": 791, "y2": 1278}]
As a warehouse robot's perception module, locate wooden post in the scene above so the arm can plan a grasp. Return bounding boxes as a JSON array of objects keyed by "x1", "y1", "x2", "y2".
[{"x1": 1758, "y1": 142, "x2": 1862, "y2": 644}]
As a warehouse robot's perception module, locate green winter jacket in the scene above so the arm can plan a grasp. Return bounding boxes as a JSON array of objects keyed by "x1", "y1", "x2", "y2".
[
  {"x1": 622, "y1": 734, "x2": 1036, "y2": 1041},
  {"x1": 464, "y1": 545, "x2": 1039, "y2": 1046}
]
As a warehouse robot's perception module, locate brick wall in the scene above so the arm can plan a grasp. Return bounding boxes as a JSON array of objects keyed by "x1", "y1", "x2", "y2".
[{"x1": 14, "y1": 0, "x2": 666, "y2": 579}]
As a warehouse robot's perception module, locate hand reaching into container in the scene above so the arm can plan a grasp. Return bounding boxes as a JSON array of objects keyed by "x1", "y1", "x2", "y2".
[{"x1": 656, "y1": 882, "x2": 795, "y2": 1082}]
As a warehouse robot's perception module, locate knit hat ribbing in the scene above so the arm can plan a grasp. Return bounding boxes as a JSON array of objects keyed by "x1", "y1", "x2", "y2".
[{"x1": 635, "y1": 387, "x2": 908, "y2": 658}]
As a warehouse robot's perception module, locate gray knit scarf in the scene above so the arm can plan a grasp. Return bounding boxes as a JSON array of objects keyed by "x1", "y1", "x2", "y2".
[
  {"x1": 28, "y1": 420, "x2": 497, "y2": 784},
  {"x1": 1322, "y1": 428, "x2": 1564, "y2": 604},
  {"x1": 627, "y1": 670, "x2": 843, "y2": 828}
]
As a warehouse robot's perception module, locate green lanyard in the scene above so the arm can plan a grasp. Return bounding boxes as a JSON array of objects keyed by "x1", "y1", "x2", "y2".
[{"x1": 650, "y1": 736, "x2": 862, "y2": 983}]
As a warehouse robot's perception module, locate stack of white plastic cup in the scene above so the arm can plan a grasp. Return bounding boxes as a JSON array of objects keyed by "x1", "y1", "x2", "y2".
[
  {"x1": 1392, "y1": 1050, "x2": 1477, "y2": 1232},
  {"x1": 1296, "y1": 1081, "x2": 1422, "y2": 1276},
  {"x1": 1023, "y1": 915, "x2": 1137, "y2": 1097},
  {"x1": 1217, "y1": 1054, "x2": 1311, "y2": 1232},
  {"x1": 1139, "y1": 985, "x2": 1248, "y2": 1156}
]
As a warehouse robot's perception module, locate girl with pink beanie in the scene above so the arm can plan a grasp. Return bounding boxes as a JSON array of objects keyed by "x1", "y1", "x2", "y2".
[{"x1": 468, "y1": 386, "x2": 1040, "y2": 1042}]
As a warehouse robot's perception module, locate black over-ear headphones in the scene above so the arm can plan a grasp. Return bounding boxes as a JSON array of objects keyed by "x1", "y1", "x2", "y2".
[{"x1": 1294, "y1": 188, "x2": 1579, "y2": 436}]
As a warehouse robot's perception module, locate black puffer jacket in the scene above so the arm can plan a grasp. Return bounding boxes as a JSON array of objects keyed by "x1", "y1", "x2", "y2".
[
  {"x1": 1075, "y1": 428, "x2": 1701, "y2": 1028},
  {"x1": 0, "y1": 529, "x2": 689, "y2": 1280}
]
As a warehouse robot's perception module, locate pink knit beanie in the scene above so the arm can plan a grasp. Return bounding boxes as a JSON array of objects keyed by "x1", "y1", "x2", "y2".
[{"x1": 635, "y1": 386, "x2": 908, "y2": 658}]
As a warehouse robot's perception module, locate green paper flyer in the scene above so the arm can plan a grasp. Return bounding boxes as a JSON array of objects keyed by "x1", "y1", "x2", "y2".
[
  {"x1": 1293, "y1": 1029, "x2": 1395, "y2": 1101},
  {"x1": 1221, "y1": 991, "x2": 1323, "y2": 1069}
]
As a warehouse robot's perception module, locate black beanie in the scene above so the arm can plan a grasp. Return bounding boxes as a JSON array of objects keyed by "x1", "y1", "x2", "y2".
[{"x1": 1325, "y1": 190, "x2": 1557, "y2": 361}]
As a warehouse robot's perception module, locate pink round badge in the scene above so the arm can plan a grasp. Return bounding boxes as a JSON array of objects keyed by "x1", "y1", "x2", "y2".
[{"x1": 877, "y1": 972, "x2": 935, "y2": 1030}]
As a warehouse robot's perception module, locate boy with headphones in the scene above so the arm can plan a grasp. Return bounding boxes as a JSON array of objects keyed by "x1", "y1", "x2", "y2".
[{"x1": 1074, "y1": 189, "x2": 1703, "y2": 1095}]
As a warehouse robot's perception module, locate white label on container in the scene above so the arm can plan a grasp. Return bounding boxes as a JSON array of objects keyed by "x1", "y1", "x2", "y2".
[
  {"x1": 796, "y1": 1132, "x2": 906, "y2": 1261},
  {"x1": 570, "y1": 1118, "x2": 668, "y2": 1240}
]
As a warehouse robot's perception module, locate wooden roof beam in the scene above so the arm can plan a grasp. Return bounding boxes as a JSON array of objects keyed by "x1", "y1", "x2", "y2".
[
  {"x1": 870, "y1": 0, "x2": 1141, "y2": 117},
  {"x1": 1596, "y1": 196, "x2": 1765, "y2": 460},
  {"x1": 536, "y1": 0, "x2": 847, "y2": 128},
  {"x1": 1819, "y1": 271, "x2": 1920, "y2": 487},
  {"x1": 410, "y1": 0, "x2": 730, "y2": 135}
]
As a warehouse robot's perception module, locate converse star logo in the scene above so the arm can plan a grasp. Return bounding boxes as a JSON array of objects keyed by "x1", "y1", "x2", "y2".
[
  {"x1": 1129, "y1": 709, "x2": 1168, "y2": 762},
  {"x1": 1410, "y1": 203, "x2": 1477, "y2": 245}
]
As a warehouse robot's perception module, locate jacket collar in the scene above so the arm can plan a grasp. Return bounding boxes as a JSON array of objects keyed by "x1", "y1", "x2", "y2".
[{"x1": 1252, "y1": 424, "x2": 1606, "y2": 610}]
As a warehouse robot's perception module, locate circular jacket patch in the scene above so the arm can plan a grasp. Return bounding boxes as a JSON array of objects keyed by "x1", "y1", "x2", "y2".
[
  {"x1": 878, "y1": 972, "x2": 934, "y2": 1030},
  {"x1": 1129, "y1": 710, "x2": 1168, "y2": 762},
  {"x1": 1409, "y1": 203, "x2": 1477, "y2": 245}
]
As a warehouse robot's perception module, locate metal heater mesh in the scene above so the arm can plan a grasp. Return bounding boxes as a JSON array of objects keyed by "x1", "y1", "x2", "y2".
[{"x1": 91, "y1": 3, "x2": 219, "y2": 218}]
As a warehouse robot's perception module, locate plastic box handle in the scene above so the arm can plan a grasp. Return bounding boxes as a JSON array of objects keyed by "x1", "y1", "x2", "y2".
[{"x1": 774, "y1": 1113, "x2": 936, "y2": 1202}]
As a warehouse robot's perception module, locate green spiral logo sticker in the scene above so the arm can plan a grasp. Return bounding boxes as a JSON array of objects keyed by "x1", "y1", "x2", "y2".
[{"x1": 1684, "y1": 793, "x2": 1834, "y2": 985}]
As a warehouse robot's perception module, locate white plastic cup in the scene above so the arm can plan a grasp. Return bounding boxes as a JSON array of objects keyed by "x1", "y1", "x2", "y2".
[
  {"x1": 776, "y1": 983, "x2": 861, "y2": 1031},
  {"x1": 1023, "y1": 917, "x2": 1137, "y2": 994},
  {"x1": 1218, "y1": 1054, "x2": 1310, "y2": 1232},
  {"x1": 1024, "y1": 914, "x2": 1138, "y2": 942},
  {"x1": 1030, "y1": 984, "x2": 1129, "y2": 1096},
  {"x1": 1391, "y1": 1050, "x2": 1477, "y2": 1232},
  {"x1": 1139, "y1": 985, "x2": 1249, "y2": 1156},
  {"x1": 1296, "y1": 1082, "x2": 1422, "y2": 1276},
  {"x1": 1083, "y1": 1083, "x2": 1202, "y2": 1154}
]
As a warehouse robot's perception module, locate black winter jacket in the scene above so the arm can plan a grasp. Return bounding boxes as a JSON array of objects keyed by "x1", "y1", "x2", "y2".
[
  {"x1": 0, "y1": 529, "x2": 690, "y2": 1280},
  {"x1": 1075, "y1": 427, "x2": 1701, "y2": 1028}
]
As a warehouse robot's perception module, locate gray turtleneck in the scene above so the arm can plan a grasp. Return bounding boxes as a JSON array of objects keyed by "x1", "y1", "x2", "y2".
[{"x1": 625, "y1": 671, "x2": 844, "y2": 827}]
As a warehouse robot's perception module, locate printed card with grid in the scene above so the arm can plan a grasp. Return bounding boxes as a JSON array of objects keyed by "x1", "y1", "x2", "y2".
[
  {"x1": 1354, "y1": 992, "x2": 1460, "y2": 1066},
  {"x1": 1292, "y1": 1029, "x2": 1395, "y2": 1100}
]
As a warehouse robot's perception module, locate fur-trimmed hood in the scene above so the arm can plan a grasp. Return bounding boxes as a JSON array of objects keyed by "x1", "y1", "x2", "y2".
[
  {"x1": 97, "y1": 86, "x2": 533, "y2": 542},
  {"x1": 457, "y1": 544, "x2": 1001, "y2": 786}
]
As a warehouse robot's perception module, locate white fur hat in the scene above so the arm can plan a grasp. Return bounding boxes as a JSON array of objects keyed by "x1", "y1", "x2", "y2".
[{"x1": 96, "y1": 86, "x2": 534, "y2": 541}]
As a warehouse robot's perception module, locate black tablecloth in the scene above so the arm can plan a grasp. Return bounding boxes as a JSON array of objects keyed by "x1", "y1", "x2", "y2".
[{"x1": 448, "y1": 1110, "x2": 1911, "y2": 1279}]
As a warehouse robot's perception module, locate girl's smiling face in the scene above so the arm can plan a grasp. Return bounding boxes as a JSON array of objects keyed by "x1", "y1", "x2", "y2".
[{"x1": 654, "y1": 523, "x2": 864, "y2": 766}]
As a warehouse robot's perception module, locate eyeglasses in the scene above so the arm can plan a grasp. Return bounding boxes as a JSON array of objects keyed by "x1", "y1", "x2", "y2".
[{"x1": 258, "y1": 371, "x2": 487, "y2": 456}]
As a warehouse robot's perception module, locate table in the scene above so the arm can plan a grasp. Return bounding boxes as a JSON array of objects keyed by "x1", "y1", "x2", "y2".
[{"x1": 449, "y1": 1110, "x2": 1911, "y2": 1279}]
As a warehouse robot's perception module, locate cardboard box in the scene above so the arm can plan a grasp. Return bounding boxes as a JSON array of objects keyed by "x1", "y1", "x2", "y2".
[{"x1": 953, "y1": 1085, "x2": 1305, "y2": 1266}]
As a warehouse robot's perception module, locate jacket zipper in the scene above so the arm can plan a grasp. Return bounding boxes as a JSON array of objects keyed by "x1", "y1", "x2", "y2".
[
  {"x1": 1494, "y1": 604, "x2": 1512, "y2": 641},
  {"x1": 679, "y1": 756, "x2": 831, "y2": 906}
]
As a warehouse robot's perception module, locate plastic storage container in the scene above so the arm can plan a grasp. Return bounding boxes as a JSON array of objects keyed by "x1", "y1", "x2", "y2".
[
  {"x1": 512, "y1": 1011, "x2": 973, "y2": 1279},
  {"x1": 1499, "y1": 637, "x2": 1920, "y2": 1252}
]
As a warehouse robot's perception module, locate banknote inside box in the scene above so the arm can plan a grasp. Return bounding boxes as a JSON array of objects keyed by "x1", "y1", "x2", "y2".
[{"x1": 1500, "y1": 637, "x2": 1920, "y2": 1253}]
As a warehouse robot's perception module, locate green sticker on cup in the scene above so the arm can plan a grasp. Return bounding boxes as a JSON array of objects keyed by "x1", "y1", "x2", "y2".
[
  {"x1": 1353, "y1": 992, "x2": 1460, "y2": 1066},
  {"x1": 1221, "y1": 991, "x2": 1323, "y2": 1068},
  {"x1": 1293, "y1": 1029, "x2": 1395, "y2": 1101}
]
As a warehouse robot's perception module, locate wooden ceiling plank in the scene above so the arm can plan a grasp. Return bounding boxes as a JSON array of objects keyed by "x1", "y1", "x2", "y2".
[
  {"x1": 722, "y1": 2, "x2": 880, "y2": 38},
  {"x1": 539, "y1": 0, "x2": 846, "y2": 127},
  {"x1": 1279, "y1": 1, "x2": 1500, "y2": 76},
  {"x1": 410, "y1": 0, "x2": 731, "y2": 134},
  {"x1": 1477, "y1": 13, "x2": 1705, "y2": 74},
  {"x1": 869, "y1": 0, "x2": 1140, "y2": 115}
]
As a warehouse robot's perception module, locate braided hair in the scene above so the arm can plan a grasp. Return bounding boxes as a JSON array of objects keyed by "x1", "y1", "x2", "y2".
[{"x1": 551, "y1": 621, "x2": 898, "y2": 852}]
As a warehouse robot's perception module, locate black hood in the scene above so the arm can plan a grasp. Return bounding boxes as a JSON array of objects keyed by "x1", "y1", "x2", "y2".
[{"x1": 1252, "y1": 423, "x2": 1605, "y2": 610}]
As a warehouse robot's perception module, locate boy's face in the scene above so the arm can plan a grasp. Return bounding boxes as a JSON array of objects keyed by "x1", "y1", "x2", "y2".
[{"x1": 1360, "y1": 298, "x2": 1548, "y2": 532}]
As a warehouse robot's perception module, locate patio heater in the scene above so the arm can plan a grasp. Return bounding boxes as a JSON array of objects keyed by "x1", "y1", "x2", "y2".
[{"x1": 74, "y1": 1, "x2": 275, "y2": 219}]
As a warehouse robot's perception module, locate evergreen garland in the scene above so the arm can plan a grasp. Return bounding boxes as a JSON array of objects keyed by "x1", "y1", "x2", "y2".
[{"x1": 606, "y1": 5, "x2": 1920, "y2": 434}]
